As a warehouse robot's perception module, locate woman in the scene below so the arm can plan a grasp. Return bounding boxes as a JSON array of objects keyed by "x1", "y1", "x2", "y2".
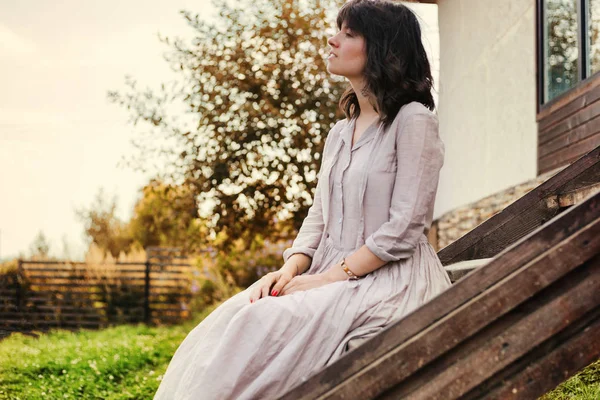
[{"x1": 154, "y1": 0, "x2": 451, "y2": 398}]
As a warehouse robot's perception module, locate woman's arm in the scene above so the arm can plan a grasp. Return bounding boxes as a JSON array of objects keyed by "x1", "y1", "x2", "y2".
[{"x1": 325, "y1": 111, "x2": 444, "y2": 281}]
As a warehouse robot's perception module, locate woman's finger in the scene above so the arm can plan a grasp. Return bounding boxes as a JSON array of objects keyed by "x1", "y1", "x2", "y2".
[
  {"x1": 250, "y1": 276, "x2": 272, "y2": 303},
  {"x1": 260, "y1": 275, "x2": 277, "y2": 299},
  {"x1": 280, "y1": 278, "x2": 297, "y2": 296},
  {"x1": 270, "y1": 275, "x2": 291, "y2": 296},
  {"x1": 249, "y1": 287, "x2": 258, "y2": 303},
  {"x1": 250, "y1": 284, "x2": 263, "y2": 303}
]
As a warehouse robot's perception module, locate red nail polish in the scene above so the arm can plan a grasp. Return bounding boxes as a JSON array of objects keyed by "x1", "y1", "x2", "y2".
[{"x1": 272, "y1": 290, "x2": 278, "y2": 296}]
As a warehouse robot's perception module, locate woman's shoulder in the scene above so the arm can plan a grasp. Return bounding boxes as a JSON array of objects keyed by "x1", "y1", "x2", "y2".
[
  {"x1": 397, "y1": 101, "x2": 437, "y2": 121},
  {"x1": 388, "y1": 101, "x2": 438, "y2": 133}
]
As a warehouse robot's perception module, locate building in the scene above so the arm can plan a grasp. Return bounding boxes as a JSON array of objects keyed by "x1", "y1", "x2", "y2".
[{"x1": 414, "y1": 0, "x2": 600, "y2": 247}]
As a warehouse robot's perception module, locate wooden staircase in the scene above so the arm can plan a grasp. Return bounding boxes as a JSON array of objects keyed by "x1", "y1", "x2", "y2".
[{"x1": 279, "y1": 145, "x2": 600, "y2": 399}]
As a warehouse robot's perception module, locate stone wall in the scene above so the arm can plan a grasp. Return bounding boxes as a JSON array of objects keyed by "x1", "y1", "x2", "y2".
[{"x1": 431, "y1": 167, "x2": 564, "y2": 251}]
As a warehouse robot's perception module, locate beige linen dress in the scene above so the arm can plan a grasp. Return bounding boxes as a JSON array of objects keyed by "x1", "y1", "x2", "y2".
[{"x1": 154, "y1": 101, "x2": 452, "y2": 400}]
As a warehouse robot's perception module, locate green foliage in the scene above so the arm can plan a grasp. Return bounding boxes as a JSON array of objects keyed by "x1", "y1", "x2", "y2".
[
  {"x1": 78, "y1": 180, "x2": 210, "y2": 259},
  {"x1": 128, "y1": 179, "x2": 207, "y2": 253},
  {"x1": 540, "y1": 358, "x2": 600, "y2": 400},
  {"x1": 76, "y1": 189, "x2": 135, "y2": 260},
  {"x1": 108, "y1": 0, "x2": 347, "y2": 250},
  {"x1": 0, "y1": 305, "x2": 219, "y2": 399}
]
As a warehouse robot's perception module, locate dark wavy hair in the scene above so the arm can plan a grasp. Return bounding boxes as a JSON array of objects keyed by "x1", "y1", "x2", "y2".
[{"x1": 336, "y1": 0, "x2": 435, "y2": 128}]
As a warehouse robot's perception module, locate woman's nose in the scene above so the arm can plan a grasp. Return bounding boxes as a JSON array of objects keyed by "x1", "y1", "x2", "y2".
[{"x1": 327, "y1": 35, "x2": 338, "y2": 48}]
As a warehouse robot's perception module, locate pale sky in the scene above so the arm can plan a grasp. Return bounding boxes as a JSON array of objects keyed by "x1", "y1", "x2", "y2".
[{"x1": 0, "y1": 1, "x2": 438, "y2": 261}]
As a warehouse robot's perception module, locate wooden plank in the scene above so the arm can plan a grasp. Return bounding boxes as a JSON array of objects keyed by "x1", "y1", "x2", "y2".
[
  {"x1": 34, "y1": 305, "x2": 107, "y2": 313},
  {"x1": 21, "y1": 260, "x2": 145, "y2": 266},
  {"x1": 22, "y1": 267, "x2": 84, "y2": 272},
  {"x1": 382, "y1": 254, "x2": 600, "y2": 399},
  {"x1": 24, "y1": 298, "x2": 106, "y2": 306},
  {"x1": 558, "y1": 182, "x2": 600, "y2": 207},
  {"x1": 27, "y1": 283, "x2": 102, "y2": 289},
  {"x1": 280, "y1": 193, "x2": 600, "y2": 400},
  {"x1": 19, "y1": 307, "x2": 106, "y2": 315},
  {"x1": 438, "y1": 146, "x2": 600, "y2": 265},
  {"x1": 21, "y1": 261, "x2": 88, "y2": 265},
  {"x1": 539, "y1": 112, "x2": 600, "y2": 156},
  {"x1": 150, "y1": 308, "x2": 186, "y2": 313},
  {"x1": 22, "y1": 267, "x2": 187, "y2": 275},
  {"x1": 23, "y1": 290, "x2": 106, "y2": 297},
  {"x1": 23, "y1": 267, "x2": 147, "y2": 273},
  {"x1": 22, "y1": 308, "x2": 106, "y2": 316},
  {"x1": 539, "y1": 97, "x2": 600, "y2": 145},
  {"x1": 558, "y1": 161, "x2": 600, "y2": 194},
  {"x1": 539, "y1": 135, "x2": 600, "y2": 173},
  {"x1": 25, "y1": 274, "x2": 89, "y2": 281},
  {"x1": 0, "y1": 311, "x2": 103, "y2": 320},
  {"x1": 27, "y1": 282, "x2": 116, "y2": 289},
  {"x1": 25, "y1": 272, "x2": 146, "y2": 278},
  {"x1": 537, "y1": 75, "x2": 600, "y2": 130},
  {"x1": 480, "y1": 316, "x2": 600, "y2": 400},
  {"x1": 24, "y1": 270, "x2": 187, "y2": 278},
  {"x1": 149, "y1": 288, "x2": 191, "y2": 293},
  {"x1": 25, "y1": 280, "x2": 185, "y2": 289},
  {"x1": 0, "y1": 319, "x2": 102, "y2": 328}
]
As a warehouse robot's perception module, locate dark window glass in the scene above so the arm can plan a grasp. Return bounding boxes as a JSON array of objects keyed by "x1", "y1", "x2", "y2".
[
  {"x1": 589, "y1": 0, "x2": 600, "y2": 75},
  {"x1": 544, "y1": 0, "x2": 579, "y2": 102}
]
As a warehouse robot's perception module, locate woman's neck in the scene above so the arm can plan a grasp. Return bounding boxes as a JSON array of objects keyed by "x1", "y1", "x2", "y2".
[{"x1": 349, "y1": 77, "x2": 378, "y2": 119}]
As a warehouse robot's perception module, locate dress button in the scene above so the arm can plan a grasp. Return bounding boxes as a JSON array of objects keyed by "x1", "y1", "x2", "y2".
[{"x1": 338, "y1": 217, "x2": 342, "y2": 223}]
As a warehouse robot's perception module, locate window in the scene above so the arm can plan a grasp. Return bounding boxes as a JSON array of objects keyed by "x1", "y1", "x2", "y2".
[
  {"x1": 540, "y1": 0, "x2": 600, "y2": 104},
  {"x1": 589, "y1": 0, "x2": 600, "y2": 75}
]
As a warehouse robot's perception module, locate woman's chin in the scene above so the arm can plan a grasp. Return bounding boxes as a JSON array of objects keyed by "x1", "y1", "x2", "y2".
[{"x1": 326, "y1": 65, "x2": 345, "y2": 78}]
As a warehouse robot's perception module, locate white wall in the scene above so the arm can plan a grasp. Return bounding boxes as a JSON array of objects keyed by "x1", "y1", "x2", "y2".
[
  {"x1": 434, "y1": 0, "x2": 538, "y2": 219},
  {"x1": 405, "y1": 3, "x2": 440, "y2": 107}
]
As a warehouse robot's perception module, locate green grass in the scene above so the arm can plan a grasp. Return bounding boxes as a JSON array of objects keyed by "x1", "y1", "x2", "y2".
[
  {"x1": 0, "y1": 304, "x2": 218, "y2": 400},
  {"x1": 541, "y1": 359, "x2": 600, "y2": 400},
  {"x1": 0, "y1": 306, "x2": 598, "y2": 400}
]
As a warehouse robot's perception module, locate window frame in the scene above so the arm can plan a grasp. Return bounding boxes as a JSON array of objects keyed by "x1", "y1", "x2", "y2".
[{"x1": 537, "y1": 0, "x2": 600, "y2": 112}]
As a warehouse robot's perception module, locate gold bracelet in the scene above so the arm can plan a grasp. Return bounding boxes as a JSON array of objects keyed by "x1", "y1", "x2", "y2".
[{"x1": 340, "y1": 258, "x2": 360, "y2": 280}]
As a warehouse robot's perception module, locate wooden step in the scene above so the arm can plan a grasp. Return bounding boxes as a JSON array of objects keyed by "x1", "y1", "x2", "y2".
[{"x1": 437, "y1": 145, "x2": 599, "y2": 265}]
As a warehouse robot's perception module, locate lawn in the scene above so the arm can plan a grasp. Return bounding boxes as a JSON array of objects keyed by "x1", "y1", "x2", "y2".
[
  {"x1": 0, "y1": 305, "x2": 598, "y2": 399},
  {"x1": 0, "y1": 304, "x2": 218, "y2": 400}
]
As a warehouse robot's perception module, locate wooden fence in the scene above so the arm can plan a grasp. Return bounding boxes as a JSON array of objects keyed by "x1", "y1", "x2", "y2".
[{"x1": 0, "y1": 248, "x2": 193, "y2": 335}]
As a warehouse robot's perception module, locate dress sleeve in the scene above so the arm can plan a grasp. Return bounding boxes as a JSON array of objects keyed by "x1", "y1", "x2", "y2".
[
  {"x1": 365, "y1": 112, "x2": 444, "y2": 262},
  {"x1": 282, "y1": 121, "x2": 341, "y2": 262}
]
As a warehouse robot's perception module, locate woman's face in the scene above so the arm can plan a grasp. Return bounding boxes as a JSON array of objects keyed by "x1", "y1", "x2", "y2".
[{"x1": 326, "y1": 22, "x2": 367, "y2": 79}]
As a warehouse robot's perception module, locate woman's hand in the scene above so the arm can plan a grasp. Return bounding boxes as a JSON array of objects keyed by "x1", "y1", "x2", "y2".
[
  {"x1": 278, "y1": 273, "x2": 337, "y2": 296},
  {"x1": 249, "y1": 270, "x2": 295, "y2": 303}
]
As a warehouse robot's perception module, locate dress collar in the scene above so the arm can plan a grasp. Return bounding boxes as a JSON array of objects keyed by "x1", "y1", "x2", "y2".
[{"x1": 342, "y1": 117, "x2": 381, "y2": 151}]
